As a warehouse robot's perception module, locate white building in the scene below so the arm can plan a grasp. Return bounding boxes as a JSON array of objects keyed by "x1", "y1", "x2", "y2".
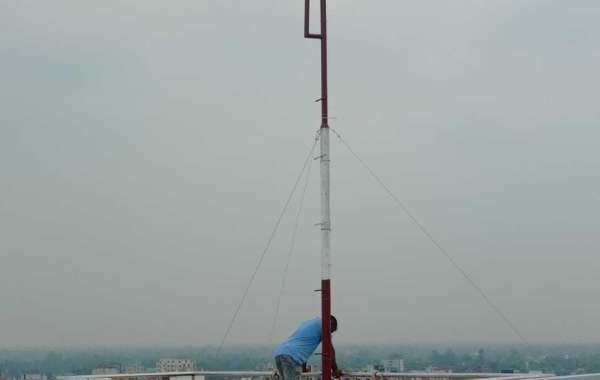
[
  {"x1": 92, "y1": 364, "x2": 120, "y2": 376},
  {"x1": 156, "y1": 359, "x2": 196, "y2": 373},
  {"x1": 23, "y1": 374, "x2": 48, "y2": 380},
  {"x1": 122, "y1": 364, "x2": 145, "y2": 374},
  {"x1": 381, "y1": 359, "x2": 404, "y2": 372}
]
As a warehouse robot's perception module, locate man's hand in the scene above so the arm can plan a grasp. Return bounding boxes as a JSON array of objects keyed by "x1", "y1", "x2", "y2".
[{"x1": 332, "y1": 369, "x2": 344, "y2": 379}]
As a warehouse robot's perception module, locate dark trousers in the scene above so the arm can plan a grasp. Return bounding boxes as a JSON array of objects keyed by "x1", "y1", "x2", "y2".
[{"x1": 275, "y1": 355, "x2": 300, "y2": 380}]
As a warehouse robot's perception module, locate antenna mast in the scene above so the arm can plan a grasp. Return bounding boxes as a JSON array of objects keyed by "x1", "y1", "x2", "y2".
[{"x1": 304, "y1": 2, "x2": 332, "y2": 380}]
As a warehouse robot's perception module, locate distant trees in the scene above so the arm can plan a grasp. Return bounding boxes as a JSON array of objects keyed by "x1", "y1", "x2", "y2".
[{"x1": 3, "y1": 345, "x2": 600, "y2": 377}]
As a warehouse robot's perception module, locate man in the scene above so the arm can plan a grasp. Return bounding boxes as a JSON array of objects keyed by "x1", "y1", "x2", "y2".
[{"x1": 274, "y1": 316, "x2": 342, "y2": 380}]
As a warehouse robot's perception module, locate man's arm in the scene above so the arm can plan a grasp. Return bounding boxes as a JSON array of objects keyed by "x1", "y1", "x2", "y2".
[{"x1": 332, "y1": 345, "x2": 342, "y2": 378}]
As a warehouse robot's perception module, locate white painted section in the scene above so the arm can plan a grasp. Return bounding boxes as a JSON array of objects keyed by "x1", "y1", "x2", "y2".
[
  {"x1": 170, "y1": 376, "x2": 204, "y2": 380},
  {"x1": 320, "y1": 127, "x2": 331, "y2": 280}
]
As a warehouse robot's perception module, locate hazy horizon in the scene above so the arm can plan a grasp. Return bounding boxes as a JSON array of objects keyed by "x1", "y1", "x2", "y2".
[{"x1": 5, "y1": 342, "x2": 600, "y2": 351}]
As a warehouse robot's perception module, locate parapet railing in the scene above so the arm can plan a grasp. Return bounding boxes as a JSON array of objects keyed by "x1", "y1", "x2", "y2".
[{"x1": 58, "y1": 371, "x2": 551, "y2": 380}]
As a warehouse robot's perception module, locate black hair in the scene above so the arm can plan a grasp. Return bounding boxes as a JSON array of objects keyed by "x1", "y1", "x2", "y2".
[{"x1": 331, "y1": 315, "x2": 338, "y2": 332}]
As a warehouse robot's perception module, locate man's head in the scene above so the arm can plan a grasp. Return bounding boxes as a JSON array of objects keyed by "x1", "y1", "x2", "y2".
[{"x1": 331, "y1": 315, "x2": 338, "y2": 333}]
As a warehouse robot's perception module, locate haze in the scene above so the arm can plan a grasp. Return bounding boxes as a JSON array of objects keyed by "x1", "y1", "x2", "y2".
[{"x1": 1, "y1": 0, "x2": 599, "y2": 347}]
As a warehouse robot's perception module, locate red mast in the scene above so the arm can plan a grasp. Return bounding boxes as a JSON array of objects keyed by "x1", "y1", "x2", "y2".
[{"x1": 304, "y1": 2, "x2": 332, "y2": 380}]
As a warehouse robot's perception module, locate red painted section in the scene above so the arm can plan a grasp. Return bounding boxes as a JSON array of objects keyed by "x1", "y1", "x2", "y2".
[
  {"x1": 304, "y1": 0, "x2": 322, "y2": 39},
  {"x1": 304, "y1": 0, "x2": 329, "y2": 129},
  {"x1": 321, "y1": 279, "x2": 332, "y2": 380},
  {"x1": 319, "y1": 0, "x2": 329, "y2": 129}
]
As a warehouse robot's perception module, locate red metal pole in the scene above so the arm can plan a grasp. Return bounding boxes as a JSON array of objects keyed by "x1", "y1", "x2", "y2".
[
  {"x1": 304, "y1": 2, "x2": 332, "y2": 380},
  {"x1": 318, "y1": 2, "x2": 332, "y2": 380},
  {"x1": 319, "y1": 0, "x2": 329, "y2": 130},
  {"x1": 321, "y1": 279, "x2": 332, "y2": 380}
]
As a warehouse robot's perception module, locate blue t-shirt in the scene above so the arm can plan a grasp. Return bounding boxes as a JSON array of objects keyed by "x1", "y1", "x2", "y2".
[{"x1": 274, "y1": 317, "x2": 322, "y2": 365}]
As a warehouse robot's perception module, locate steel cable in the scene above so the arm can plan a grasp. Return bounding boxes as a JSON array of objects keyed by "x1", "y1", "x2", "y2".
[
  {"x1": 330, "y1": 128, "x2": 529, "y2": 345},
  {"x1": 268, "y1": 146, "x2": 314, "y2": 346},
  {"x1": 216, "y1": 133, "x2": 319, "y2": 357}
]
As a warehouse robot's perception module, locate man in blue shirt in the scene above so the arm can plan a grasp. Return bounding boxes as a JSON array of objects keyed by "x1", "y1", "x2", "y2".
[{"x1": 274, "y1": 316, "x2": 341, "y2": 380}]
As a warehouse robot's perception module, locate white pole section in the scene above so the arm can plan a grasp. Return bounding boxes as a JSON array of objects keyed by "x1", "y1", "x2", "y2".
[{"x1": 320, "y1": 126, "x2": 331, "y2": 280}]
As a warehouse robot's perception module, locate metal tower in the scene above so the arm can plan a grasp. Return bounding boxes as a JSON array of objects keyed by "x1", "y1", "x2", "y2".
[{"x1": 304, "y1": 2, "x2": 332, "y2": 380}]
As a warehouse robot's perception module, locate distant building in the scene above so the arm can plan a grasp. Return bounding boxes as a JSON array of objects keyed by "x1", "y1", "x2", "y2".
[
  {"x1": 365, "y1": 358, "x2": 405, "y2": 374},
  {"x1": 92, "y1": 363, "x2": 121, "y2": 375},
  {"x1": 381, "y1": 359, "x2": 404, "y2": 372},
  {"x1": 23, "y1": 375, "x2": 48, "y2": 380},
  {"x1": 122, "y1": 364, "x2": 145, "y2": 374},
  {"x1": 155, "y1": 361, "x2": 202, "y2": 380},
  {"x1": 156, "y1": 359, "x2": 196, "y2": 373}
]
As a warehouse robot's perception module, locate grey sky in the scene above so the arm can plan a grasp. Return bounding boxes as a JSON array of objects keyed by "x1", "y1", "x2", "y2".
[{"x1": 1, "y1": 0, "x2": 599, "y2": 348}]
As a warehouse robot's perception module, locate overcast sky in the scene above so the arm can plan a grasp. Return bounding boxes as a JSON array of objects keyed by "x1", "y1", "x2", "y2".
[{"x1": 1, "y1": 0, "x2": 600, "y2": 348}]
